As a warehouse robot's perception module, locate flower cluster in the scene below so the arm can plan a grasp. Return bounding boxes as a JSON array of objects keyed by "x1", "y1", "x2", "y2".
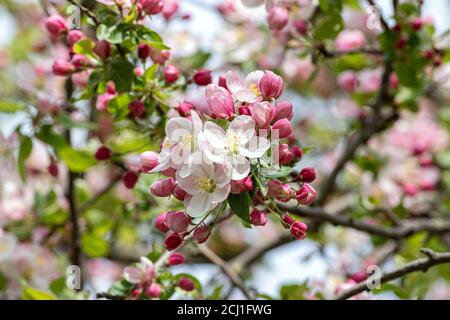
[{"x1": 141, "y1": 69, "x2": 317, "y2": 250}]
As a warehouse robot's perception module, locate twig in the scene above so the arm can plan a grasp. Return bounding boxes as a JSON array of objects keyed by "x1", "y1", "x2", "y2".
[
  {"x1": 335, "y1": 249, "x2": 450, "y2": 300},
  {"x1": 366, "y1": 0, "x2": 389, "y2": 31},
  {"x1": 277, "y1": 204, "x2": 450, "y2": 239},
  {"x1": 67, "y1": 0, "x2": 99, "y2": 25},
  {"x1": 78, "y1": 175, "x2": 122, "y2": 212},
  {"x1": 197, "y1": 245, "x2": 254, "y2": 300}
]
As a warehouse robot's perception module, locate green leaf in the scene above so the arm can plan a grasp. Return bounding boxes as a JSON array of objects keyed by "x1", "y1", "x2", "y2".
[
  {"x1": 207, "y1": 285, "x2": 223, "y2": 300},
  {"x1": 0, "y1": 272, "x2": 7, "y2": 292},
  {"x1": 18, "y1": 135, "x2": 32, "y2": 181},
  {"x1": 106, "y1": 57, "x2": 135, "y2": 92},
  {"x1": 108, "y1": 279, "x2": 134, "y2": 297},
  {"x1": 73, "y1": 39, "x2": 95, "y2": 56},
  {"x1": 0, "y1": 100, "x2": 25, "y2": 113},
  {"x1": 23, "y1": 287, "x2": 57, "y2": 300},
  {"x1": 313, "y1": 11, "x2": 343, "y2": 40},
  {"x1": 228, "y1": 193, "x2": 250, "y2": 223},
  {"x1": 174, "y1": 273, "x2": 202, "y2": 292},
  {"x1": 279, "y1": 282, "x2": 310, "y2": 300},
  {"x1": 81, "y1": 233, "x2": 109, "y2": 257},
  {"x1": 144, "y1": 64, "x2": 159, "y2": 81},
  {"x1": 59, "y1": 147, "x2": 97, "y2": 173},
  {"x1": 50, "y1": 277, "x2": 66, "y2": 295},
  {"x1": 107, "y1": 94, "x2": 132, "y2": 120},
  {"x1": 263, "y1": 166, "x2": 293, "y2": 179}
]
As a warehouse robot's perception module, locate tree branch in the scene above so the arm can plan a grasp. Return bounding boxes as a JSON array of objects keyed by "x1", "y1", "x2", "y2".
[
  {"x1": 278, "y1": 204, "x2": 450, "y2": 239},
  {"x1": 335, "y1": 249, "x2": 450, "y2": 300},
  {"x1": 197, "y1": 245, "x2": 254, "y2": 300}
]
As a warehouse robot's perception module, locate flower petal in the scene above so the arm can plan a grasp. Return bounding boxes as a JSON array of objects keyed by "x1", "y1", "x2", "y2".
[
  {"x1": 239, "y1": 136, "x2": 270, "y2": 158},
  {"x1": 166, "y1": 117, "x2": 192, "y2": 142},
  {"x1": 123, "y1": 267, "x2": 143, "y2": 284},
  {"x1": 186, "y1": 192, "x2": 212, "y2": 217},
  {"x1": 229, "y1": 115, "x2": 255, "y2": 144},
  {"x1": 229, "y1": 155, "x2": 250, "y2": 180},
  {"x1": 225, "y1": 71, "x2": 243, "y2": 95}
]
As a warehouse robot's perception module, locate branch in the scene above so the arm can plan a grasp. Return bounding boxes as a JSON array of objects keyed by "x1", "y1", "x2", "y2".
[
  {"x1": 335, "y1": 249, "x2": 450, "y2": 300},
  {"x1": 366, "y1": 0, "x2": 389, "y2": 31},
  {"x1": 78, "y1": 175, "x2": 121, "y2": 212},
  {"x1": 278, "y1": 204, "x2": 450, "y2": 239},
  {"x1": 197, "y1": 245, "x2": 254, "y2": 300},
  {"x1": 67, "y1": 0, "x2": 99, "y2": 25}
]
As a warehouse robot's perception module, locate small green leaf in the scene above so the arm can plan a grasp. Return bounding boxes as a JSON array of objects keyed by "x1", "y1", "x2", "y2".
[
  {"x1": 59, "y1": 147, "x2": 97, "y2": 172},
  {"x1": 73, "y1": 39, "x2": 95, "y2": 56},
  {"x1": 0, "y1": 101, "x2": 25, "y2": 113},
  {"x1": 50, "y1": 277, "x2": 66, "y2": 295},
  {"x1": 23, "y1": 287, "x2": 57, "y2": 300},
  {"x1": 106, "y1": 57, "x2": 135, "y2": 92},
  {"x1": 228, "y1": 193, "x2": 250, "y2": 223},
  {"x1": 81, "y1": 233, "x2": 109, "y2": 257},
  {"x1": 18, "y1": 135, "x2": 32, "y2": 181}
]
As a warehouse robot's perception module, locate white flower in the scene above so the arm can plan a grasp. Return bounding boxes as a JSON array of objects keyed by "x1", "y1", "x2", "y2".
[
  {"x1": 0, "y1": 234, "x2": 17, "y2": 261},
  {"x1": 152, "y1": 111, "x2": 203, "y2": 174},
  {"x1": 226, "y1": 70, "x2": 264, "y2": 103},
  {"x1": 123, "y1": 256, "x2": 154, "y2": 284},
  {"x1": 200, "y1": 115, "x2": 270, "y2": 180},
  {"x1": 176, "y1": 155, "x2": 232, "y2": 216}
]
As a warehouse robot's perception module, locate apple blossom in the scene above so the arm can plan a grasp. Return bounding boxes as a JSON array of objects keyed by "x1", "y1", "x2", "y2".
[
  {"x1": 226, "y1": 70, "x2": 264, "y2": 103},
  {"x1": 95, "y1": 146, "x2": 112, "y2": 160},
  {"x1": 267, "y1": 6, "x2": 289, "y2": 31},
  {"x1": 165, "y1": 211, "x2": 191, "y2": 233},
  {"x1": 123, "y1": 256, "x2": 155, "y2": 284},
  {"x1": 273, "y1": 101, "x2": 293, "y2": 122},
  {"x1": 193, "y1": 224, "x2": 210, "y2": 244},
  {"x1": 296, "y1": 183, "x2": 317, "y2": 205},
  {"x1": 169, "y1": 252, "x2": 185, "y2": 266},
  {"x1": 193, "y1": 69, "x2": 212, "y2": 86},
  {"x1": 259, "y1": 70, "x2": 284, "y2": 100},
  {"x1": 290, "y1": 221, "x2": 308, "y2": 240},
  {"x1": 201, "y1": 115, "x2": 270, "y2": 180},
  {"x1": 250, "y1": 210, "x2": 267, "y2": 226},
  {"x1": 45, "y1": 15, "x2": 68, "y2": 36},
  {"x1": 146, "y1": 283, "x2": 161, "y2": 298},
  {"x1": 140, "y1": 151, "x2": 159, "y2": 172},
  {"x1": 178, "y1": 277, "x2": 195, "y2": 291},
  {"x1": 205, "y1": 84, "x2": 235, "y2": 119},
  {"x1": 272, "y1": 118, "x2": 292, "y2": 139},
  {"x1": 335, "y1": 30, "x2": 366, "y2": 52},
  {"x1": 66, "y1": 29, "x2": 84, "y2": 45},
  {"x1": 150, "y1": 177, "x2": 176, "y2": 197},
  {"x1": 155, "y1": 213, "x2": 169, "y2": 233},
  {"x1": 251, "y1": 101, "x2": 276, "y2": 128},
  {"x1": 164, "y1": 232, "x2": 183, "y2": 251}
]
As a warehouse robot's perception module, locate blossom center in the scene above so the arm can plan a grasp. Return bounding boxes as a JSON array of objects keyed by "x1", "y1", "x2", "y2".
[
  {"x1": 195, "y1": 177, "x2": 216, "y2": 193},
  {"x1": 180, "y1": 134, "x2": 195, "y2": 149},
  {"x1": 249, "y1": 83, "x2": 261, "y2": 97},
  {"x1": 226, "y1": 133, "x2": 241, "y2": 155}
]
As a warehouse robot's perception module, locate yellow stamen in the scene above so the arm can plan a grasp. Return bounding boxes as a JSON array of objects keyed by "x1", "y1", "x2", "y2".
[
  {"x1": 226, "y1": 134, "x2": 241, "y2": 155},
  {"x1": 195, "y1": 177, "x2": 216, "y2": 193},
  {"x1": 249, "y1": 83, "x2": 261, "y2": 97}
]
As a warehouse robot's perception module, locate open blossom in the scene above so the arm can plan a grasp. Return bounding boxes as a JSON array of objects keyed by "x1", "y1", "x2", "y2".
[
  {"x1": 152, "y1": 111, "x2": 203, "y2": 173},
  {"x1": 201, "y1": 115, "x2": 270, "y2": 180},
  {"x1": 176, "y1": 157, "x2": 232, "y2": 216},
  {"x1": 123, "y1": 256, "x2": 154, "y2": 284},
  {"x1": 226, "y1": 70, "x2": 264, "y2": 103},
  {"x1": 335, "y1": 30, "x2": 366, "y2": 52}
]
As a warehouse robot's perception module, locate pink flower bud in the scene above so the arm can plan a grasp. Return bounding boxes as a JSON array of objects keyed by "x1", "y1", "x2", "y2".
[
  {"x1": 403, "y1": 183, "x2": 418, "y2": 197},
  {"x1": 135, "y1": 67, "x2": 144, "y2": 77},
  {"x1": 251, "y1": 101, "x2": 275, "y2": 128},
  {"x1": 252, "y1": 190, "x2": 265, "y2": 206},
  {"x1": 193, "y1": 224, "x2": 210, "y2": 244},
  {"x1": 338, "y1": 71, "x2": 358, "y2": 92},
  {"x1": 52, "y1": 60, "x2": 74, "y2": 76},
  {"x1": 178, "y1": 277, "x2": 195, "y2": 291},
  {"x1": 129, "y1": 100, "x2": 146, "y2": 118},
  {"x1": 45, "y1": 15, "x2": 68, "y2": 36},
  {"x1": 48, "y1": 163, "x2": 59, "y2": 177},
  {"x1": 273, "y1": 101, "x2": 293, "y2": 122},
  {"x1": 72, "y1": 54, "x2": 88, "y2": 68},
  {"x1": 169, "y1": 252, "x2": 185, "y2": 266},
  {"x1": 259, "y1": 70, "x2": 283, "y2": 100},
  {"x1": 290, "y1": 221, "x2": 308, "y2": 240},
  {"x1": 267, "y1": 179, "x2": 283, "y2": 197},
  {"x1": 162, "y1": 0, "x2": 179, "y2": 20},
  {"x1": 66, "y1": 29, "x2": 84, "y2": 45},
  {"x1": 146, "y1": 283, "x2": 161, "y2": 298},
  {"x1": 155, "y1": 213, "x2": 169, "y2": 233},
  {"x1": 94, "y1": 40, "x2": 111, "y2": 60},
  {"x1": 205, "y1": 84, "x2": 235, "y2": 119},
  {"x1": 349, "y1": 271, "x2": 368, "y2": 283},
  {"x1": 250, "y1": 210, "x2": 267, "y2": 226},
  {"x1": 95, "y1": 146, "x2": 112, "y2": 160},
  {"x1": 296, "y1": 183, "x2": 317, "y2": 205},
  {"x1": 132, "y1": 288, "x2": 142, "y2": 297},
  {"x1": 123, "y1": 171, "x2": 139, "y2": 189},
  {"x1": 411, "y1": 17, "x2": 423, "y2": 31},
  {"x1": 177, "y1": 102, "x2": 194, "y2": 117},
  {"x1": 193, "y1": 69, "x2": 212, "y2": 86},
  {"x1": 282, "y1": 214, "x2": 295, "y2": 227},
  {"x1": 267, "y1": 6, "x2": 289, "y2": 31},
  {"x1": 277, "y1": 184, "x2": 296, "y2": 202},
  {"x1": 149, "y1": 48, "x2": 171, "y2": 64},
  {"x1": 172, "y1": 185, "x2": 187, "y2": 201},
  {"x1": 161, "y1": 167, "x2": 176, "y2": 177},
  {"x1": 275, "y1": 144, "x2": 294, "y2": 165},
  {"x1": 218, "y1": 75, "x2": 228, "y2": 89},
  {"x1": 164, "y1": 65, "x2": 179, "y2": 83},
  {"x1": 164, "y1": 232, "x2": 182, "y2": 251},
  {"x1": 140, "y1": 151, "x2": 159, "y2": 172},
  {"x1": 238, "y1": 106, "x2": 252, "y2": 116},
  {"x1": 293, "y1": 19, "x2": 308, "y2": 35},
  {"x1": 165, "y1": 211, "x2": 190, "y2": 233},
  {"x1": 272, "y1": 119, "x2": 292, "y2": 139},
  {"x1": 335, "y1": 30, "x2": 366, "y2": 52},
  {"x1": 140, "y1": 0, "x2": 164, "y2": 15},
  {"x1": 138, "y1": 43, "x2": 151, "y2": 60},
  {"x1": 297, "y1": 167, "x2": 317, "y2": 183},
  {"x1": 230, "y1": 177, "x2": 253, "y2": 194},
  {"x1": 150, "y1": 178, "x2": 176, "y2": 197},
  {"x1": 291, "y1": 146, "x2": 303, "y2": 160}
]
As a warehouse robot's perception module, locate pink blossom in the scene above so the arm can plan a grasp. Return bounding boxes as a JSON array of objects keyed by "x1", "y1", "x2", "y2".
[{"x1": 335, "y1": 30, "x2": 366, "y2": 52}]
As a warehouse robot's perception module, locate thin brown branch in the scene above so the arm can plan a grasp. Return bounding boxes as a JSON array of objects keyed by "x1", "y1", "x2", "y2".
[
  {"x1": 335, "y1": 249, "x2": 450, "y2": 300},
  {"x1": 278, "y1": 204, "x2": 450, "y2": 239},
  {"x1": 197, "y1": 245, "x2": 254, "y2": 300},
  {"x1": 67, "y1": 0, "x2": 99, "y2": 25},
  {"x1": 366, "y1": 0, "x2": 389, "y2": 31}
]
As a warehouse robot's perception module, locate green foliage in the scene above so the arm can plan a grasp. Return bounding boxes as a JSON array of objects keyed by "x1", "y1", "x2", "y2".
[
  {"x1": 17, "y1": 134, "x2": 32, "y2": 181},
  {"x1": 228, "y1": 193, "x2": 251, "y2": 224},
  {"x1": 0, "y1": 100, "x2": 25, "y2": 113},
  {"x1": 106, "y1": 57, "x2": 135, "y2": 92}
]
